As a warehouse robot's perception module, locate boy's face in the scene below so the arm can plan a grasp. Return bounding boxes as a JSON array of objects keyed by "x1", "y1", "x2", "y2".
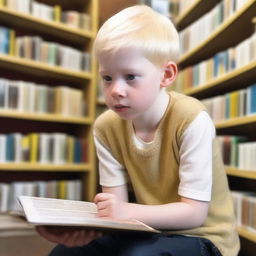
[{"x1": 98, "y1": 48, "x2": 164, "y2": 120}]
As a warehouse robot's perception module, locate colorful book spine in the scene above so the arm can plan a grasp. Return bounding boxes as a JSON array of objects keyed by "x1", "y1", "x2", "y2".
[
  {"x1": 29, "y1": 133, "x2": 38, "y2": 162},
  {"x1": 53, "y1": 5, "x2": 62, "y2": 22}
]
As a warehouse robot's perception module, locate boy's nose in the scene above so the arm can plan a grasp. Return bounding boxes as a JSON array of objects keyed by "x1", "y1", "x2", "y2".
[{"x1": 110, "y1": 82, "x2": 126, "y2": 98}]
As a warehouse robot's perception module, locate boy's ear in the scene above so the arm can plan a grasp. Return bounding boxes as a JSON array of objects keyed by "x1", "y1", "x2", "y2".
[{"x1": 160, "y1": 61, "x2": 178, "y2": 88}]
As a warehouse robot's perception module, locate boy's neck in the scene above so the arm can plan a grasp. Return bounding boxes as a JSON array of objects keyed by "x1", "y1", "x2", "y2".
[{"x1": 133, "y1": 90, "x2": 170, "y2": 143}]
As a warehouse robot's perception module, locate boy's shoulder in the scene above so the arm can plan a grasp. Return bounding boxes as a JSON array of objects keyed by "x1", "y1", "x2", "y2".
[
  {"x1": 167, "y1": 91, "x2": 207, "y2": 129},
  {"x1": 94, "y1": 109, "x2": 122, "y2": 130},
  {"x1": 170, "y1": 91, "x2": 206, "y2": 114}
]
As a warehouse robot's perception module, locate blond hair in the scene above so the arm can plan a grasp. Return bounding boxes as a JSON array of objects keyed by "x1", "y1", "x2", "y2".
[{"x1": 93, "y1": 5, "x2": 180, "y2": 67}]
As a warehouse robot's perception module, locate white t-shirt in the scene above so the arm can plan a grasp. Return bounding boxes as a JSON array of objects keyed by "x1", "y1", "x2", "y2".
[{"x1": 94, "y1": 111, "x2": 215, "y2": 202}]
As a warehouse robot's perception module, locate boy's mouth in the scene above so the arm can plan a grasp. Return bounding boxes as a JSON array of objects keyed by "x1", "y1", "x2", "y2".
[{"x1": 113, "y1": 104, "x2": 130, "y2": 112}]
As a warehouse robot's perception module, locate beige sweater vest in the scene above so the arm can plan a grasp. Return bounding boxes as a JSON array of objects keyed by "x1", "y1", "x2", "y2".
[{"x1": 94, "y1": 91, "x2": 240, "y2": 256}]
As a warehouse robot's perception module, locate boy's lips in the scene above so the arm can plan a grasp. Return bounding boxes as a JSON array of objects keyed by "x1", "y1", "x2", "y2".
[{"x1": 113, "y1": 104, "x2": 130, "y2": 112}]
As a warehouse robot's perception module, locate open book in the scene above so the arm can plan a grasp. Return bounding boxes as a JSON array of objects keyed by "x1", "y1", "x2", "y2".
[{"x1": 17, "y1": 196, "x2": 159, "y2": 233}]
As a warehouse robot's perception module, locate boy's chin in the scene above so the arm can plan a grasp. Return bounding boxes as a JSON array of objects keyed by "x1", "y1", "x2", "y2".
[{"x1": 113, "y1": 111, "x2": 134, "y2": 121}]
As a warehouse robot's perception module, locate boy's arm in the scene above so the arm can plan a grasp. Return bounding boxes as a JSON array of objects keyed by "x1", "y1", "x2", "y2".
[
  {"x1": 95, "y1": 190, "x2": 208, "y2": 230},
  {"x1": 102, "y1": 184, "x2": 129, "y2": 201}
]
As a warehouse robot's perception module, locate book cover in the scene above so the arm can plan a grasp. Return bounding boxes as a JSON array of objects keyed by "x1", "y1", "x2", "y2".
[
  {"x1": 8, "y1": 81, "x2": 19, "y2": 110},
  {"x1": 38, "y1": 133, "x2": 51, "y2": 164},
  {"x1": 0, "y1": 183, "x2": 9, "y2": 212},
  {"x1": 0, "y1": 27, "x2": 9, "y2": 54},
  {"x1": 0, "y1": 79, "x2": 7, "y2": 109},
  {"x1": 0, "y1": 0, "x2": 5, "y2": 7},
  {"x1": 13, "y1": 133, "x2": 22, "y2": 162},
  {"x1": 0, "y1": 135, "x2": 6, "y2": 162},
  {"x1": 231, "y1": 91, "x2": 239, "y2": 118},
  {"x1": 52, "y1": 133, "x2": 67, "y2": 164},
  {"x1": 58, "y1": 180, "x2": 67, "y2": 199},
  {"x1": 249, "y1": 84, "x2": 256, "y2": 114},
  {"x1": 66, "y1": 180, "x2": 81, "y2": 201},
  {"x1": 29, "y1": 133, "x2": 39, "y2": 163},
  {"x1": 46, "y1": 180, "x2": 58, "y2": 198},
  {"x1": 9, "y1": 29, "x2": 16, "y2": 56},
  {"x1": 53, "y1": 5, "x2": 62, "y2": 22},
  {"x1": 6, "y1": 134, "x2": 15, "y2": 162},
  {"x1": 74, "y1": 138, "x2": 82, "y2": 163},
  {"x1": 66, "y1": 136, "x2": 74, "y2": 163},
  {"x1": 21, "y1": 135, "x2": 30, "y2": 162}
]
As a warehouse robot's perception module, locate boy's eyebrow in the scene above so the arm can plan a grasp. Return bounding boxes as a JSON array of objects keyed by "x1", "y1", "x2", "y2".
[
  {"x1": 99, "y1": 70, "x2": 108, "y2": 75},
  {"x1": 99, "y1": 68, "x2": 139, "y2": 74},
  {"x1": 121, "y1": 68, "x2": 139, "y2": 73}
]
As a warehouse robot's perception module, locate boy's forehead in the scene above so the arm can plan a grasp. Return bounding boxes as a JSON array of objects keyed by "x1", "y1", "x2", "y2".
[{"x1": 98, "y1": 47, "x2": 151, "y2": 67}]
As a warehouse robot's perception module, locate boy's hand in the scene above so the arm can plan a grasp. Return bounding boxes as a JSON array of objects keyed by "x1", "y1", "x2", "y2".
[
  {"x1": 36, "y1": 226, "x2": 102, "y2": 248},
  {"x1": 94, "y1": 193, "x2": 130, "y2": 219}
]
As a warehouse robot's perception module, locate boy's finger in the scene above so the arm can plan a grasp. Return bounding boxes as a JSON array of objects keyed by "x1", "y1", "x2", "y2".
[{"x1": 94, "y1": 193, "x2": 111, "y2": 203}]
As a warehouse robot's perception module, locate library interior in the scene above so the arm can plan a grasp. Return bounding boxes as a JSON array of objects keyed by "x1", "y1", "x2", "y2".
[{"x1": 0, "y1": 0, "x2": 255, "y2": 255}]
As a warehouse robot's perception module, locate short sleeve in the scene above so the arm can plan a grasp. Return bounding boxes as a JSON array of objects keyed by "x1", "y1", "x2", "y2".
[
  {"x1": 178, "y1": 111, "x2": 216, "y2": 202},
  {"x1": 93, "y1": 132, "x2": 128, "y2": 187}
]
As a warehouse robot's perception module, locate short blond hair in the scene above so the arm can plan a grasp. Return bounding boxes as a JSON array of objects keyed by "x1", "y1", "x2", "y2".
[{"x1": 93, "y1": 5, "x2": 180, "y2": 67}]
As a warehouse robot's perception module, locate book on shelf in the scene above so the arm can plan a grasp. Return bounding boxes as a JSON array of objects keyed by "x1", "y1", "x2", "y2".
[
  {"x1": 53, "y1": 5, "x2": 61, "y2": 22},
  {"x1": 232, "y1": 191, "x2": 256, "y2": 232},
  {"x1": 0, "y1": 78, "x2": 85, "y2": 117},
  {"x1": 1, "y1": 0, "x2": 91, "y2": 30},
  {"x1": 0, "y1": 183, "x2": 9, "y2": 212},
  {"x1": 15, "y1": 35, "x2": 91, "y2": 72},
  {"x1": 179, "y1": 0, "x2": 249, "y2": 55},
  {"x1": 177, "y1": 29, "x2": 256, "y2": 91},
  {"x1": 201, "y1": 83, "x2": 256, "y2": 123},
  {"x1": 17, "y1": 196, "x2": 159, "y2": 233},
  {"x1": 0, "y1": 180, "x2": 82, "y2": 213},
  {"x1": 0, "y1": 132, "x2": 88, "y2": 164},
  {"x1": 216, "y1": 135, "x2": 256, "y2": 168},
  {"x1": 0, "y1": 23, "x2": 91, "y2": 72}
]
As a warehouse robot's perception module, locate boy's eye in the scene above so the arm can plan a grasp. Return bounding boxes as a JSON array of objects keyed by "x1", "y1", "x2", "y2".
[
  {"x1": 125, "y1": 74, "x2": 135, "y2": 80},
  {"x1": 102, "y1": 76, "x2": 112, "y2": 82}
]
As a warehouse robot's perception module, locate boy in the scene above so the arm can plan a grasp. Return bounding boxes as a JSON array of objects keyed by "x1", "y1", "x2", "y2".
[{"x1": 37, "y1": 5, "x2": 240, "y2": 256}]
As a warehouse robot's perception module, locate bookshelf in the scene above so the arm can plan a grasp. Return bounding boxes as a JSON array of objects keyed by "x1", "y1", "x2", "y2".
[
  {"x1": 173, "y1": 1, "x2": 256, "y2": 255},
  {"x1": 238, "y1": 227, "x2": 256, "y2": 243},
  {"x1": 0, "y1": 6, "x2": 94, "y2": 43},
  {"x1": 226, "y1": 167, "x2": 256, "y2": 180},
  {"x1": 178, "y1": 0, "x2": 256, "y2": 69},
  {"x1": 0, "y1": 0, "x2": 98, "y2": 244},
  {"x1": 185, "y1": 61, "x2": 256, "y2": 99},
  {"x1": 175, "y1": 0, "x2": 221, "y2": 31},
  {"x1": 215, "y1": 116, "x2": 256, "y2": 129},
  {"x1": 0, "y1": 54, "x2": 93, "y2": 81}
]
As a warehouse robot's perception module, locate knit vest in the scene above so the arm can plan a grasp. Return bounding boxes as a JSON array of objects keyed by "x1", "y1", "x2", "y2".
[{"x1": 94, "y1": 91, "x2": 240, "y2": 256}]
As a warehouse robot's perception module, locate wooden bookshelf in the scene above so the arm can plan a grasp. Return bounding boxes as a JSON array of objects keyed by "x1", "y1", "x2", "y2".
[
  {"x1": 238, "y1": 227, "x2": 256, "y2": 243},
  {"x1": 0, "y1": 54, "x2": 92, "y2": 82},
  {"x1": 226, "y1": 167, "x2": 256, "y2": 180},
  {"x1": 0, "y1": 7, "x2": 93, "y2": 45},
  {"x1": 175, "y1": 0, "x2": 221, "y2": 31},
  {"x1": 185, "y1": 61, "x2": 256, "y2": 98},
  {"x1": 215, "y1": 115, "x2": 256, "y2": 129},
  {"x1": 0, "y1": 163, "x2": 91, "y2": 172},
  {"x1": 178, "y1": 0, "x2": 256, "y2": 69},
  {"x1": 0, "y1": 0, "x2": 98, "y2": 209},
  {"x1": 0, "y1": 110, "x2": 92, "y2": 124}
]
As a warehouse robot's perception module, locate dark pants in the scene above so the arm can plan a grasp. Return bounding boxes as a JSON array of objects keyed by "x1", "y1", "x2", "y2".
[{"x1": 49, "y1": 232, "x2": 222, "y2": 256}]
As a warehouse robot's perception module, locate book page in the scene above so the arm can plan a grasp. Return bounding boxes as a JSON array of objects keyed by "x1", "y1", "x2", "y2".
[{"x1": 18, "y1": 196, "x2": 159, "y2": 233}]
